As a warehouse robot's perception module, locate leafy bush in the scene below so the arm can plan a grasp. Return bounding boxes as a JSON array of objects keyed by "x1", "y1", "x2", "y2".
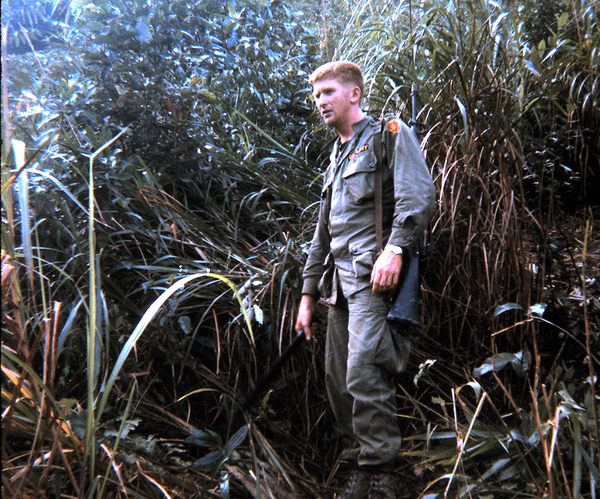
[{"x1": 3, "y1": 0, "x2": 328, "y2": 497}]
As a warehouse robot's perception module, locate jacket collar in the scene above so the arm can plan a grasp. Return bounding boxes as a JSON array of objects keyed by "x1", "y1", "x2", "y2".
[{"x1": 334, "y1": 117, "x2": 373, "y2": 165}]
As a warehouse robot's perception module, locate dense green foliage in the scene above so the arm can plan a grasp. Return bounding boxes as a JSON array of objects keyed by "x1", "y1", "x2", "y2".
[{"x1": 2, "y1": 0, "x2": 598, "y2": 498}]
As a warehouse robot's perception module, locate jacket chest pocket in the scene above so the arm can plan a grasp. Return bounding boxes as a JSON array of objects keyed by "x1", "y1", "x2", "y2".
[{"x1": 342, "y1": 152, "x2": 376, "y2": 203}]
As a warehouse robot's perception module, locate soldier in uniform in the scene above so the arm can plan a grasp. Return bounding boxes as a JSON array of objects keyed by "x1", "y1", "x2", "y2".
[{"x1": 295, "y1": 61, "x2": 435, "y2": 498}]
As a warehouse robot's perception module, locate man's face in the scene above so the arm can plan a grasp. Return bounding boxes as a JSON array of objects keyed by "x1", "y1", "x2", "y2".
[{"x1": 312, "y1": 78, "x2": 360, "y2": 129}]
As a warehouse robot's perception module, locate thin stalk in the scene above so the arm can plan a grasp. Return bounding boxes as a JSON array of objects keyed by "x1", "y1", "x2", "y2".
[
  {"x1": 84, "y1": 127, "x2": 128, "y2": 488},
  {"x1": 582, "y1": 220, "x2": 599, "y2": 464},
  {"x1": 530, "y1": 373, "x2": 555, "y2": 497},
  {"x1": 321, "y1": 0, "x2": 329, "y2": 59},
  {"x1": 2, "y1": 26, "x2": 10, "y2": 146},
  {"x1": 444, "y1": 388, "x2": 487, "y2": 497},
  {"x1": 573, "y1": 414, "x2": 582, "y2": 498},
  {"x1": 97, "y1": 382, "x2": 136, "y2": 499}
]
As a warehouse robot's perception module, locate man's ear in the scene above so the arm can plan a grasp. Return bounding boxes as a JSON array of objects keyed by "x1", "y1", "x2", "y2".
[{"x1": 350, "y1": 85, "x2": 362, "y2": 104}]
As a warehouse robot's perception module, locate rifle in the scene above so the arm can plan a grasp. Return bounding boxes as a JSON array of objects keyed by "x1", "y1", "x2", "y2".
[
  {"x1": 377, "y1": 85, "x2": 424, "y2": 326},
  {"x1": 387, "y1": 244, "x2": 421, "y2": 326}
]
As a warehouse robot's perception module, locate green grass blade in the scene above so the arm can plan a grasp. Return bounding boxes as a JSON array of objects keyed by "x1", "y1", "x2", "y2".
[
  {"x1": 96, "y1": 271, "x2": 253, "y2": 424},
  {"x1": 12, "y1": 139, "x2": 34, "y2": 288},
  {"x1": 85, "y1": 127, "x2": 129, "y2": 484}
]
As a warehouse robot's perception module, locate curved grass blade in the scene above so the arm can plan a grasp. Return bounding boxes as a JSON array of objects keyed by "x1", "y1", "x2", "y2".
[{"x1": 96, "y1": 272, "x2": 253, "y2": 424}]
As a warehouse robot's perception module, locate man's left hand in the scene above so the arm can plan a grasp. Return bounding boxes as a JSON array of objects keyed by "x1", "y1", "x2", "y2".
[{"x1": 371, "y1": 249, "x2": 402, "y2": 294}]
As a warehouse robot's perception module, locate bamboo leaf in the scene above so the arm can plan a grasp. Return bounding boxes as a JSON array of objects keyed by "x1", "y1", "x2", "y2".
[
  {"x1": 56, "y1": 298, "x2": 84, "y2": 359},
  {"x1": 473, "y1": 351, "x2": 530, "y2": 378},
  {"x1": 193, "y1": 450, "x2": 225, "y2": 467},
  {"x1": 494, "y1": 303, "x2": 523, "y2": 316},
  {"x1": 26, "y1": 168, "x2": 91, "y2": 218},
  {"x1": 490, "y1": 12, "x2": 509, "y2": 35},
  {"x1": 527, "y1": 303, "x2": 546, "y2": 316},
  {"x1": 226, "y1": 425, "x2": 248, "y2": 454},
  {"x1": 455, "y1": 96, "x2": 469, "y2": 141},
  {"x1": 524, "y1": 59, "x2": 541, "y2": 78},
  {"x1": 185, "y1": 428, "x2": 222, "y2": 448}
]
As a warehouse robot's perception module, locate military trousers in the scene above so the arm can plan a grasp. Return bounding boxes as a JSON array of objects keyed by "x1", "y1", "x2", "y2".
[{"x1": 325, "y1": 267, "x2": 412, "y2": 466}]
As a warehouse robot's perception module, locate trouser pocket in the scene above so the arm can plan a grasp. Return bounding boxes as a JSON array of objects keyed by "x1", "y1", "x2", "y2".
[{"x1": 375, "y1": 325, "x2": 412, "y2": 375}]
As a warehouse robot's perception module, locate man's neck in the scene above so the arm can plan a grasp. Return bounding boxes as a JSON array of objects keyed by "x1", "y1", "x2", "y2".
[{"x1": 337, "y1": 110, "x2": 366, "y2": 143}]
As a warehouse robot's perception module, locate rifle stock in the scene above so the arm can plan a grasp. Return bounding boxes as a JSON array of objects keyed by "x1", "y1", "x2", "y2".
[{"x1": 387, "y1": 246, "x2": 421, "y2": 326}]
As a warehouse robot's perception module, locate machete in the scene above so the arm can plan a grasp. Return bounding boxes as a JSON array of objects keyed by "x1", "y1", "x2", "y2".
[{"x1": 231, "y1": 329, "x2": 306, "y2": 424}]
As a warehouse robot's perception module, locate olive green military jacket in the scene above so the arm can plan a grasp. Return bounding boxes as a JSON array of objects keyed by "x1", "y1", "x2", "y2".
[{"x1": 301, "y1": 116, "x2": 436, "y2": 299}]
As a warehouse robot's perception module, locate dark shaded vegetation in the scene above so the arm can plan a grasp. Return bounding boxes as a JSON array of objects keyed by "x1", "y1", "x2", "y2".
[{"x1": 2, "y1": 0, "x2": 598, "y2": 498}]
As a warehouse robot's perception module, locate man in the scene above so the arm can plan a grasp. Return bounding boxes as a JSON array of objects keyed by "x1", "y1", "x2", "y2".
[{"x1": 295, "y1": 61, "x2": 435, "y2": 499}]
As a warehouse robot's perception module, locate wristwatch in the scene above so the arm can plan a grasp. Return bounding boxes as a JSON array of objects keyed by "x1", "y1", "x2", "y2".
[{"x1": 386, "y1": 245, "x2": 403, "y2": 255}]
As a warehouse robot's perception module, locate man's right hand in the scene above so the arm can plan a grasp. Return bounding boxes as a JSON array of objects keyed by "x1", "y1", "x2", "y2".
[{"x1": 295, "y1": 294, "x2": 316, "y2": 340}]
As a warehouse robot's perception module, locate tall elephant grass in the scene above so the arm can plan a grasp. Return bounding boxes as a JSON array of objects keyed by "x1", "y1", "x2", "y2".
[
  {"x1": 335, "y1": 0, "x2": 599, "y2": 496},
  {"x1": 1, "y1": 130, "x2": 323, "y2": 497}
]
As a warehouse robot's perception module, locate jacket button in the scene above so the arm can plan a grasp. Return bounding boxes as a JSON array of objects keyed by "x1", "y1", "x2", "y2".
[{"x1": 350, "y1": 247, "x2": 359, "y2": 254}]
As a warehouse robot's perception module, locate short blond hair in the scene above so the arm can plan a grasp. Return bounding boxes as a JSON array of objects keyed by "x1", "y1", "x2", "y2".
[{"x1": 309, "y1": 61, "x2": 364, "y2": 98}]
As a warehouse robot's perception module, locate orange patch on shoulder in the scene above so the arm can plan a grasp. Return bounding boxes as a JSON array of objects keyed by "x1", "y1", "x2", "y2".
[{"x1": 387, "y1": 120, "x2": 400, "y2": 133}]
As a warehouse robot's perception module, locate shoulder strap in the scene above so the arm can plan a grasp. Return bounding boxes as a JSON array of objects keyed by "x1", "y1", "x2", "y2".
[{"x1": 373, "y1": 127, "x2": 383, "y2": 253}]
